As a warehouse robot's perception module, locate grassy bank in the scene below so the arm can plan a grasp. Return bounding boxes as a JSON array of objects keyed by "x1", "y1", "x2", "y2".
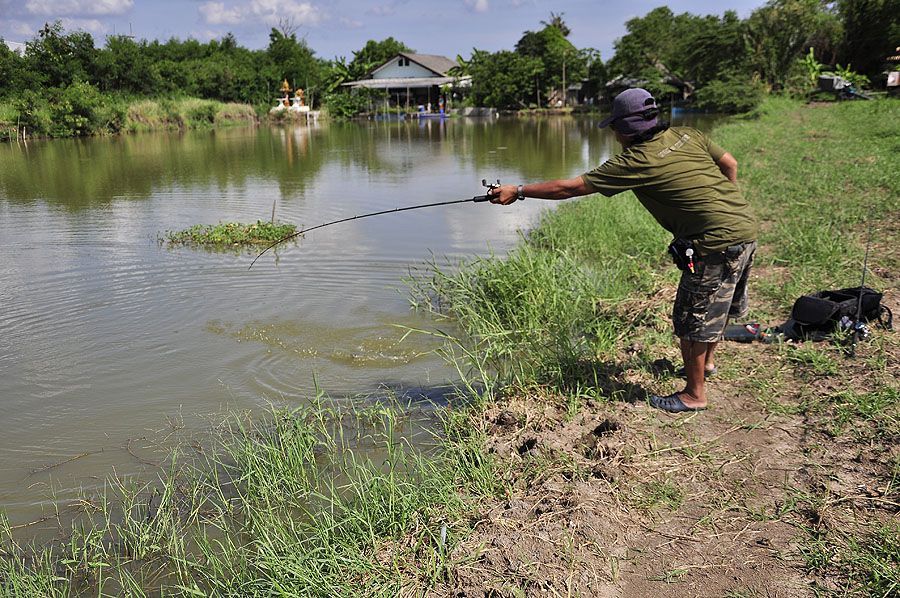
[
  {"x1": 1, "y1": 398, "x2": 499, "y2": 596},
  {"x1": 2, "y1": 98, "x2": 897, "y2": 596},
  {"x1": 0, "y1": 94, "x2": 257, "y2": 141},
  {"x1": 409, "y1": 97, "x2": 898, "y2": 595}
]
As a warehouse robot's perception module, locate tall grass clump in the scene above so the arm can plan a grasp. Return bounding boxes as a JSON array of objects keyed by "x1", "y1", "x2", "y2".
[
  {"x1": 0, "y1": 396, "x2": 497, "y2": 595},
  {"x1": 413, "y1": 245, "x2": 599, "y2": 387},
  {"x1": 410, "y1": 193, "x2": 669, "y2": 390},
  {"x1": 125, "y1": 98, "x2": 256, "y2": 133},
  {"x1": 528, "y1": 194, "x2": 670, "y2": 296}
]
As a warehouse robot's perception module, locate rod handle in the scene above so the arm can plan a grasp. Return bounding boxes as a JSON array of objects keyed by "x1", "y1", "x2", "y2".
[{"x1": 472, "y1": 194, "x2": 492, "y2": 203}]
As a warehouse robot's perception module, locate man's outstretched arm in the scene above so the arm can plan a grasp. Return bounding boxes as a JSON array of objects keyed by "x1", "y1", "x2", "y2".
[{"x1": 489, "y1": 177, "x2": 593, "y2": 205}]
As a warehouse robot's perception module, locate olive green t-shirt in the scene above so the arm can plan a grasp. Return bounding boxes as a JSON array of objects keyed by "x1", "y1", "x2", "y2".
[{"x1": 581, "y1": 126, "x2": 758, "y2": 254}]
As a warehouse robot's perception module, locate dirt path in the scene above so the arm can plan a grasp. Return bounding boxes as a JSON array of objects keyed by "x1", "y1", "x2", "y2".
[{"x1": 431, "y1": 295, "x2": 898, "y2": 597}]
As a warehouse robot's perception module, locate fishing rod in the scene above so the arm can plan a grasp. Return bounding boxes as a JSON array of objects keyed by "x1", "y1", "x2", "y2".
[
  {"x1": 248, "y1": 179, "x2": 504, "y2": 270},
  {"x1": 849, "y1": 210, "x2": 875, "y2": 357}
]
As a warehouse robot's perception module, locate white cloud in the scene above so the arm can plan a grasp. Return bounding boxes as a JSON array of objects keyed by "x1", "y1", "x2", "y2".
[
  {"x1": 366, "y1": 4, "x2": 396, "y2": 16},
  {"x1": 365, "y1": 0, "x2": 409, "y2": 17},
  {"x1": 9, "y1": 20, "x2": 36, "y2": 37},
  {"x1": 25, "y1": 0, "x2": 133, "y2": 16},
  {"x1": 249, "y1": 0, "x2": 322, "y2": 25},
  {"x1": 199, "y1": 1, "x2": 243, "y2": 26},
  {"x1": 190, "y1": 29, "x2": 223, "y2": 42},
  {"x1": 463, "y1": 0, "x2": 488, "y2": 13},
  {"x1": 198, "y1": 0, "x2": 324, "y2": 28},
  {"x1": 339, "y1": 16, "x2": 362, "y2": 28},
  {"x1": 60, "y1": 17, "x2": 107, "y2": 34}
]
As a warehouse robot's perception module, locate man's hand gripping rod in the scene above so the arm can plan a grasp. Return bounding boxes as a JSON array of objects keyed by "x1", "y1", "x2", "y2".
[{"x1": 248, "y1": 179, "x2": 503, "y2": 270}]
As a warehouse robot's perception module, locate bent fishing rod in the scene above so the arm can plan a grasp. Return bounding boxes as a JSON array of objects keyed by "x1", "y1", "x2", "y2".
[{"x1": 248, "y1": 179, "x2": 509, "y2": 269}]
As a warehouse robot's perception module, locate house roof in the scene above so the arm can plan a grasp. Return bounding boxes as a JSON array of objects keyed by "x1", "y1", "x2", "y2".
[
  {"x1": 4, "y1": 41, "x2": 25, "y2": 55},
  {"x1": 344, "y1": 76, "x2": 457, "y2": 89},
  {"x1": 370, "y1": 52, "x2": 458, "y2": 77}
]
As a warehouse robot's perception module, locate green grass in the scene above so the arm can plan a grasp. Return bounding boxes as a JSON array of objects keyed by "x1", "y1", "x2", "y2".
[
  {"x1": 632, "y1": 479, "x2": 685, "y2": 512},
  {"x1": 125, "y1": 98, "x2": 257, "y2": 133},
  {"x1": 407, "y1": 194, "x2": 670, "y2": 391},
  {"x1": 407, "y1": 97, "x2": 899, "y2": 595},
  {"x1": 0, "y1": 102, "x2": 16, "y2": 128},
  {"x1": 162, "y1": 221, "x2": 297, "y2": 247},
  {"x1": 801, "y1": 522, "x2": 900, "y2": 597},
  {"x1": 818, "y1": 387, "x2": 899, "y2": 440},
  {"x1": 1, "y1": 94, "x2": 258, "y2": 139},
  {"x1": 785, "y1": 344, "x2": 840, "y2": 376},
  {"x1": 0, "y1": 397, "x2": 498, "y2": 595},
  {"x1": 3, "y1": 97, "x2": 898, "y2": 596},
  {"x1": 713, "y1": 97, "x2": 899, "y2": 305}
]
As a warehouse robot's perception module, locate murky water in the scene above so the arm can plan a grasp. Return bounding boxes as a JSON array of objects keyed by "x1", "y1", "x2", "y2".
[{"x1": 0, "y1": 113, "x2": 722, "y2": 529}]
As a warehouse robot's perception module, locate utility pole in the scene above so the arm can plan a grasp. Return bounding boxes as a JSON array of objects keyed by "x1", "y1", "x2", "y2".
[{"x1": 562, "y1": 54, "x2": 567, "y2": 107}]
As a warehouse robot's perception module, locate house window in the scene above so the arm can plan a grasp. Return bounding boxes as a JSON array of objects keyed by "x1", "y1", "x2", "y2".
[{"x1": 398, "y1": 57, "x2": 409, "y2": 67}]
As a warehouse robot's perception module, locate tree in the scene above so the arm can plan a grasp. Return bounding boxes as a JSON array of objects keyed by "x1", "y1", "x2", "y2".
[
  {"x1": 97, "y1": 36, "x2": 159, "y2": 94},
  {"x1": 0, "y1": 39, "x2": 32, "y2": 97},
  {"x1": 266, "y1": 28, "x2": 324, "y2": 103},
  {"x1": 838, "y1": 0, "x2": 900, "y2": 80},
  {"x1": 540, "y1": 12, "x2": 571, "y2": 37},
  {"x1": 746, "y1": 0, "x2": 834, "y2": 90},
  {"x1": 468, "y1": 49, "x2": 542, "y2": 108},
  {"x1": 680, "y1": 11, "x2": 751, "y2": 86},
  {"x1": 606, "y1": 7, "x2": 696, "y2": 79},
  {"x1": 515, "y1": 25, "x2": 586, "y2": 104},
  {"x1": 24, "y1": 21, "x2": 99, "y2": 88},
  {"x1": 347, "y1": 37, "x2": 413, "y2": 80}
]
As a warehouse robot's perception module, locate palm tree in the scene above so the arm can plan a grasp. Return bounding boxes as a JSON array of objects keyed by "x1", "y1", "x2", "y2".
[{"x1": 541, "y1": 12, "x2": 571, "y2": 37}]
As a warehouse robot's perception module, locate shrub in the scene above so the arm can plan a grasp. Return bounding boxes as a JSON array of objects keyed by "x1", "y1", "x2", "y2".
[
  {"x1": 185, "y1": 99, "x2": 218, "y2": 125},
  {"x1": 323, "y1": 91, "x2": 364, "y2": 120},
  {"x1": 694, "y1": 75, "x2": 766, "y2": 113},
  {"x1": 49, "y1": 80, "x2": 108, "y2": 136},
  {"x1": 12, "y1": 90, "x2": 52, "y2": 135}
]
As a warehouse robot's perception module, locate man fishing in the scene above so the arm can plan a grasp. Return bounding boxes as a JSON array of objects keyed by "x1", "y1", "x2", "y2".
[{"x1": 488, "y1": 88, "x2": 758, "y2": 413}]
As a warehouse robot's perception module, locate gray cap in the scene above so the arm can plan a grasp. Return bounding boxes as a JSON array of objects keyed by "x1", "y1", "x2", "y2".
[{"x1": 598, "y1": 88, "x2": 659, "y2": 135}]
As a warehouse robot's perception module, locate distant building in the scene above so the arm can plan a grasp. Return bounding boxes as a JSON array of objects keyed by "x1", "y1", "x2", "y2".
[
  {"x1": 3, "y1": 40, "x2": 26, "y2": 55},
  {"x1": 343, "y1": 52, "x2": 470, "y2": 111},
  {"x1": 888, "y1": 46, "x2": 900, "y2": 90}
]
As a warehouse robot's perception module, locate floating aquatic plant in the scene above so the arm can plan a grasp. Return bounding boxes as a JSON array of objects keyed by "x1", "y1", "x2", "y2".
[{"x1": 162, "y1": 220, "x2": 297, "y2": 246}]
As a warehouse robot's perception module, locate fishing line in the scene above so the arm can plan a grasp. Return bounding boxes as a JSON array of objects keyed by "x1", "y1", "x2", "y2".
[{"x1": 248, "y1": 180, "x2": 502, "y2": 270}]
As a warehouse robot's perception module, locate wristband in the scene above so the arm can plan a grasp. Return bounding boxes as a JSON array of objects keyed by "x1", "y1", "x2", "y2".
[{"x1": 516, "y1": 184, "x2": 525, "y2": 201}]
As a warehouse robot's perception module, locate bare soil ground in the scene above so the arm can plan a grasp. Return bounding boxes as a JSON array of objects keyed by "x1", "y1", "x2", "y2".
[{"x1": 430, "y1": 286, "x2": 899, "y2": 597}]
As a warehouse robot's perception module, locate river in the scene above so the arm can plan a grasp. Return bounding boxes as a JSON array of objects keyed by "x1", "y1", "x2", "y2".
[{"x1": 0, "y1": 112, "x2": 722, "y2": 532}]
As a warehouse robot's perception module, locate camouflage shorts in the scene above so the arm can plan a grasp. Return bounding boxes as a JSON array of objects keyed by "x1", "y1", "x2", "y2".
[{"x1": 672, "y1": 241, "x2": 756, "y2": 342}]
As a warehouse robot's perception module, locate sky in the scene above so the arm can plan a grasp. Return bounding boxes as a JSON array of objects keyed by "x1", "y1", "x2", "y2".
[{"x1": 1, "y1": 0, "x2": 768, "y2": 62}]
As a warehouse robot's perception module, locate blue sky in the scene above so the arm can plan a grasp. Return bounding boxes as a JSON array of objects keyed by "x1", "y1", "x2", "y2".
[{"x1": 1, "y1": 0, "x2": 767, "y2": 61}]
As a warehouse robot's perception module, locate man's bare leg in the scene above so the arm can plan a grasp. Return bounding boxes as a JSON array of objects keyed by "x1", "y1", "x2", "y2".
[
  {"x1": 679, "y1": 338, "x2": 709, "y2": 408},
  {"x1": 704, "y1": 341, "x2": 718, "y2": 374}
]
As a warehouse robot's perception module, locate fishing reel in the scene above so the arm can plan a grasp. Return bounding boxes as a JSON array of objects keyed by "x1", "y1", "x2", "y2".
[
  {"x1": 476, "y1": 178, "x2": 524, "y2": 203},
  {"x1": 482, "y1": 178, "x2": 501, "y2": 193},
  {"x1": 473, "y1": 178, "x2": 502, "y2": 203}
]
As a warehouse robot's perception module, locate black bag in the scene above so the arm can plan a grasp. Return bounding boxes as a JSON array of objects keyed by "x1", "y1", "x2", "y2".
[{"x1": 790, "y1": 286, "x2": 892, "y2": 336}]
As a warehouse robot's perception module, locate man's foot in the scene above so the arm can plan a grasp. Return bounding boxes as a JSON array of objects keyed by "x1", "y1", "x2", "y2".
[
  {"x1": 649, "y1": 392, "x2": 708, "y2": 413},
  {"x1": 674, "y1": 366, "x2": 717, "y2": 379}
]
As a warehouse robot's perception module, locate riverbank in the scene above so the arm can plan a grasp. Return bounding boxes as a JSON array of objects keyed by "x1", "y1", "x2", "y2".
[
  {"x1": 414, "y1": 96, "x2": 899, "y2": 596},
  {"x1": 1, "y1": 98, "x2": 897, "y2": 596},
  {"x1": 0, "y1": 95, "x2": 258, "y2": 141}
]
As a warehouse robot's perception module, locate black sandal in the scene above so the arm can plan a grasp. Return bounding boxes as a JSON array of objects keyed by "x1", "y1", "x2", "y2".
[{"x1": 649, "y1": 393, "x2": 707, "y2": 413}]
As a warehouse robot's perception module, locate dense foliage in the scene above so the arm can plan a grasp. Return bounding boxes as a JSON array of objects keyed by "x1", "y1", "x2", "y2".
[
  {"x1": 0, "y1": 0, "x2": 896, "y2": 135},
  {"x1": 463, "y1": 0, "x2": 895, "y2": 112}
]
